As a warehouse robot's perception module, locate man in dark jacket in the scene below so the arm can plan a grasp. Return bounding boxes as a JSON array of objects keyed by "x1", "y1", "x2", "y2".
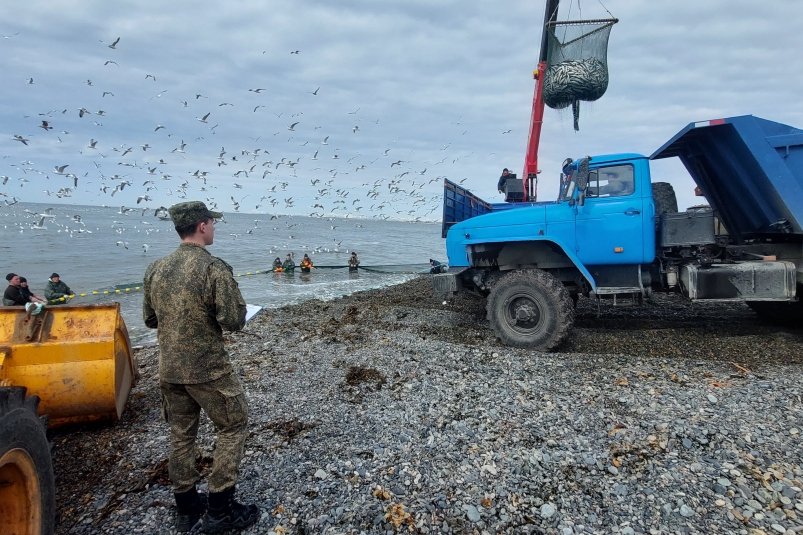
[
  {"x1": 44, "y1": 273, "x2": 72, "y2": 304},
  {"x1": 143, "y1": 201, "x2": 258, "y2": 533},
  {"x1": 19, "y1": 277, "x2": 46, "y2": 304},
  {"x1": 497, "y1": 168, "x2": 512, "y2": 194},
  {"x1": 3, "y1": 273, "x2": 27, "y2": 306},
  {"x1": 281, "y1": 253, "x2": 295, "y2": 272},
  {"x1": 348, "y1": 251, "x2": 359, "y2": 272}
]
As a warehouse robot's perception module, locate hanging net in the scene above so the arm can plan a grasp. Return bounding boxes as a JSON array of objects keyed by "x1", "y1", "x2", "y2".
[{"x1": 542, "y1": 18, "x2": 617, "y2": 131}]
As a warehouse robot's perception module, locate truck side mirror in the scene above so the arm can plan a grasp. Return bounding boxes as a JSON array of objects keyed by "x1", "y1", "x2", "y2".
[
  {"x1": 577, "y1": 169, "x2": 595, "y2": 207},
  {"x1": 577, "y1": 172, "x2": 588, "y2": 190},
  {"x1": 575, "y1": 158, "x2": 591, "y2": 189}
]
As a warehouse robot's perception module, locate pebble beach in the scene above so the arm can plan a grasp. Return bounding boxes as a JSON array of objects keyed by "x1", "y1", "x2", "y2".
[{"x1": 51, "y1": 277, "x2": 803, "y2": 534}]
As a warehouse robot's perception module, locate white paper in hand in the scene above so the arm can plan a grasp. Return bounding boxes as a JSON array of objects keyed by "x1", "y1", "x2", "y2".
[{"x1": 245, "y1": 304, "x2": 262, "y2": 323}]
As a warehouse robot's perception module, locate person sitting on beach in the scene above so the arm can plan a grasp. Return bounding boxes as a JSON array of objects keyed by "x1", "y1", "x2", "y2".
[
  {"x1": 282, "y1": 253, "x2": 295, "y2": 272},
  {"x1": 429, "y1": 259, "x2": 446, "y2": 274},
  {"x1": 19, "y1": 277, "x2": 47, "y2": 304},
  {"x1": 348, "y1": 251, "x2": 359, "y2": 272},
  {"x1": 299, "y1": 254, "x2": 314, "y2": 273},
  {"x1": 272, "y1": 257, "x2": 283, "y2": 272},
  {"x1": 3, "y1": 273, "x2": 28, "y2": 306},
  {"x1": 44, "y1": 272, "x2": 73, "y2": 304}
]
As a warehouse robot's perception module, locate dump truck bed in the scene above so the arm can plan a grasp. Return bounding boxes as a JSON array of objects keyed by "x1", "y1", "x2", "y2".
[
  {"x1": 0, "y1": 303, "x2": 136, "y2": 427},
  {"x1": 441, "y1": 179, "x2": 539, "y2": 238},
  {"x1": 651, "y1": 115, "x2": 803, "y2": 241}
]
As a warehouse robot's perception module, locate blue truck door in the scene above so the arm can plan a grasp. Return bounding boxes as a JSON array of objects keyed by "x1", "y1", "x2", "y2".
[{"x1": 575, "y1": 163, "x2": 644, "y2": 264}]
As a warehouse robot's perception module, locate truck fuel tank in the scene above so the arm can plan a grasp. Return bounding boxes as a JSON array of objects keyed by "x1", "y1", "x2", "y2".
[{"x1": 679, "y1": 261, "x2": 797, "y2": 301}]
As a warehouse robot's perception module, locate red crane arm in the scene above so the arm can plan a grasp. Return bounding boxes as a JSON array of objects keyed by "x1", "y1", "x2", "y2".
[{"x1": 522, "y1": 60, "x2": 547, "y2": 202}]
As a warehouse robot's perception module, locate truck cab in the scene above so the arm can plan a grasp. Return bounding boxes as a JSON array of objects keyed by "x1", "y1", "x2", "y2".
[{"x1": 444, "y1": 153, "x2": 657, "y2": 296}]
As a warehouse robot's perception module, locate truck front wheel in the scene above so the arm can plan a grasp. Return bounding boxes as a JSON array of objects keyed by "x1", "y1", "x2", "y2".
[
  {"x1": 487, "y1": 269, "x2": 574, "y2": 350},
  {"x1": 0, "y1": 387, "x2": 55, "y2": 535}
]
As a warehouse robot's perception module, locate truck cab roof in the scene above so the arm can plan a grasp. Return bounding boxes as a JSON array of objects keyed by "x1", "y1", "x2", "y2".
[{"x1": 583, "y1": 153, "x2": 647, "y2": 166}]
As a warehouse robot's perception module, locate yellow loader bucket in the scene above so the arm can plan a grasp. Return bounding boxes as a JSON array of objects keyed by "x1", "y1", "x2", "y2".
[{"x1": 0, "y1": 303, "x2": 137, "y2": 428}]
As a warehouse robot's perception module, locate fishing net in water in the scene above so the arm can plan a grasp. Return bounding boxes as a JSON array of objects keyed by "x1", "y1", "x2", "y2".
[{"x1": 543, "y1": 18, "x2": 617, "y2": 131}]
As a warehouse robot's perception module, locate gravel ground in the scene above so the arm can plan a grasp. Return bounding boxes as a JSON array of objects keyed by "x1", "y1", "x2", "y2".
[{"x1": 51, "y1": 277, "x2": 803, "y2": 534}]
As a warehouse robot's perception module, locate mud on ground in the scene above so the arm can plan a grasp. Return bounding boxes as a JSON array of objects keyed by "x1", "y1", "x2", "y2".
[{"x1": 50, "y1": 276, "x2": 802, "y2": 534}]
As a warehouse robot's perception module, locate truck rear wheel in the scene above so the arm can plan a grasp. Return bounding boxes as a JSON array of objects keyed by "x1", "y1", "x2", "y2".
[
  {"x1": 487, "y1": 269, "x2": 574, "y2": 350},
  {"x1": 0, "y1": 387, "x2": 55, "y2": 535},
  {"x1": 652, "y1": 182, "x2": 678, "y2": 215}
]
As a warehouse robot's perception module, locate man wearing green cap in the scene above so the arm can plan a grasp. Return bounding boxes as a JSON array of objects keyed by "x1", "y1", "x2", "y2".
[{"x1": 143, "y1": 201, "x2": 258, "y2": 533}]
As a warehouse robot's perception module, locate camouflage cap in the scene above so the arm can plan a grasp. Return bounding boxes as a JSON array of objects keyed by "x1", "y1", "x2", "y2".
[{"x1": 168, "y1": 201, "x2": 222, "y2": 228}]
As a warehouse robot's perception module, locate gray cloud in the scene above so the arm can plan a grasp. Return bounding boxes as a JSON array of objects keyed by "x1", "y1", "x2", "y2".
[{"x1": 2, "y1": 0, "x2": 802, "y2": 217}]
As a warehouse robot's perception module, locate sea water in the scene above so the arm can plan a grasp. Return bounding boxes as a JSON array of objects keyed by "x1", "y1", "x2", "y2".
[{"x1": 1, "y1": 203, "x2": 444, "y2": 344}]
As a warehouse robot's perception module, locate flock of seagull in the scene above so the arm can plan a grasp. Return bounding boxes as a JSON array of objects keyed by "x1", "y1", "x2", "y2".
[{"x1": 2, "y1": 31, "x2": 492, "y2": 249}]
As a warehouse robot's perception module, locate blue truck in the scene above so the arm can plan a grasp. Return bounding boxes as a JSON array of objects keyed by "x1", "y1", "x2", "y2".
[{"x1": 434, "y1": 115, "x2": 803, "y2": 350}]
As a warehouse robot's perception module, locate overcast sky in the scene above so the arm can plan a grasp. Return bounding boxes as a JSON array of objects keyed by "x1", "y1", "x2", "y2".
[{"x1": 2, "y1": 0, "x2": 802, "y2": 220}]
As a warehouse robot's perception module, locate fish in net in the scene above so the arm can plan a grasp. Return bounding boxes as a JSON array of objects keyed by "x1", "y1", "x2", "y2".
[
  {"x1": 543, "y1": 58, "x2": 608, "y2": 130},
  {"x1": 542, "y1": 18, "x2": 617, "y2": 131}
]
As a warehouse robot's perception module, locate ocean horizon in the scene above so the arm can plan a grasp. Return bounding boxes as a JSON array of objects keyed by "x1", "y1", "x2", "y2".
[{"x1": 2, "y1": 201, "x2": 445, "y2": 344}]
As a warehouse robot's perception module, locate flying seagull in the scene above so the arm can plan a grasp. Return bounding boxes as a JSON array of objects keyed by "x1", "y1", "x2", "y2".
[
  {"x1": 197, "y1": 112, "x2": 211, "y2": 123},
  {"x1": 108, "y1": 37, "x2": 120, "y2": 49}
]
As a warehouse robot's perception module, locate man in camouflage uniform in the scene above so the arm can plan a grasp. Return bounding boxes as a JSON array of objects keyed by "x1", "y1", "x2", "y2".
[{"x1": 143, "y1": 201, "x2": 259, "y2": 533}]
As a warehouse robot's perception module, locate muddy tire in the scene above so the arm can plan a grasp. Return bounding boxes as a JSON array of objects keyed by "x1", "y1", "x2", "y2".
[
  {"x1": 486, "y1": 269, "x2": 574, "y2": 350},
  {"x1": 653, "y1": 182, "x2": 678, "y2": 215},
  {"x1": 0, "y1": 387, "x2": 55, "y2": 535}
]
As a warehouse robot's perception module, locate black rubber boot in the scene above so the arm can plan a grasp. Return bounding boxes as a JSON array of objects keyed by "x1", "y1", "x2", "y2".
[
  {"x1": 174, "y1": 487, "x2": 207, "y2": 533},
  {"x1": 202, "y1": 487, "x2": 259, "y2": 533}
]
